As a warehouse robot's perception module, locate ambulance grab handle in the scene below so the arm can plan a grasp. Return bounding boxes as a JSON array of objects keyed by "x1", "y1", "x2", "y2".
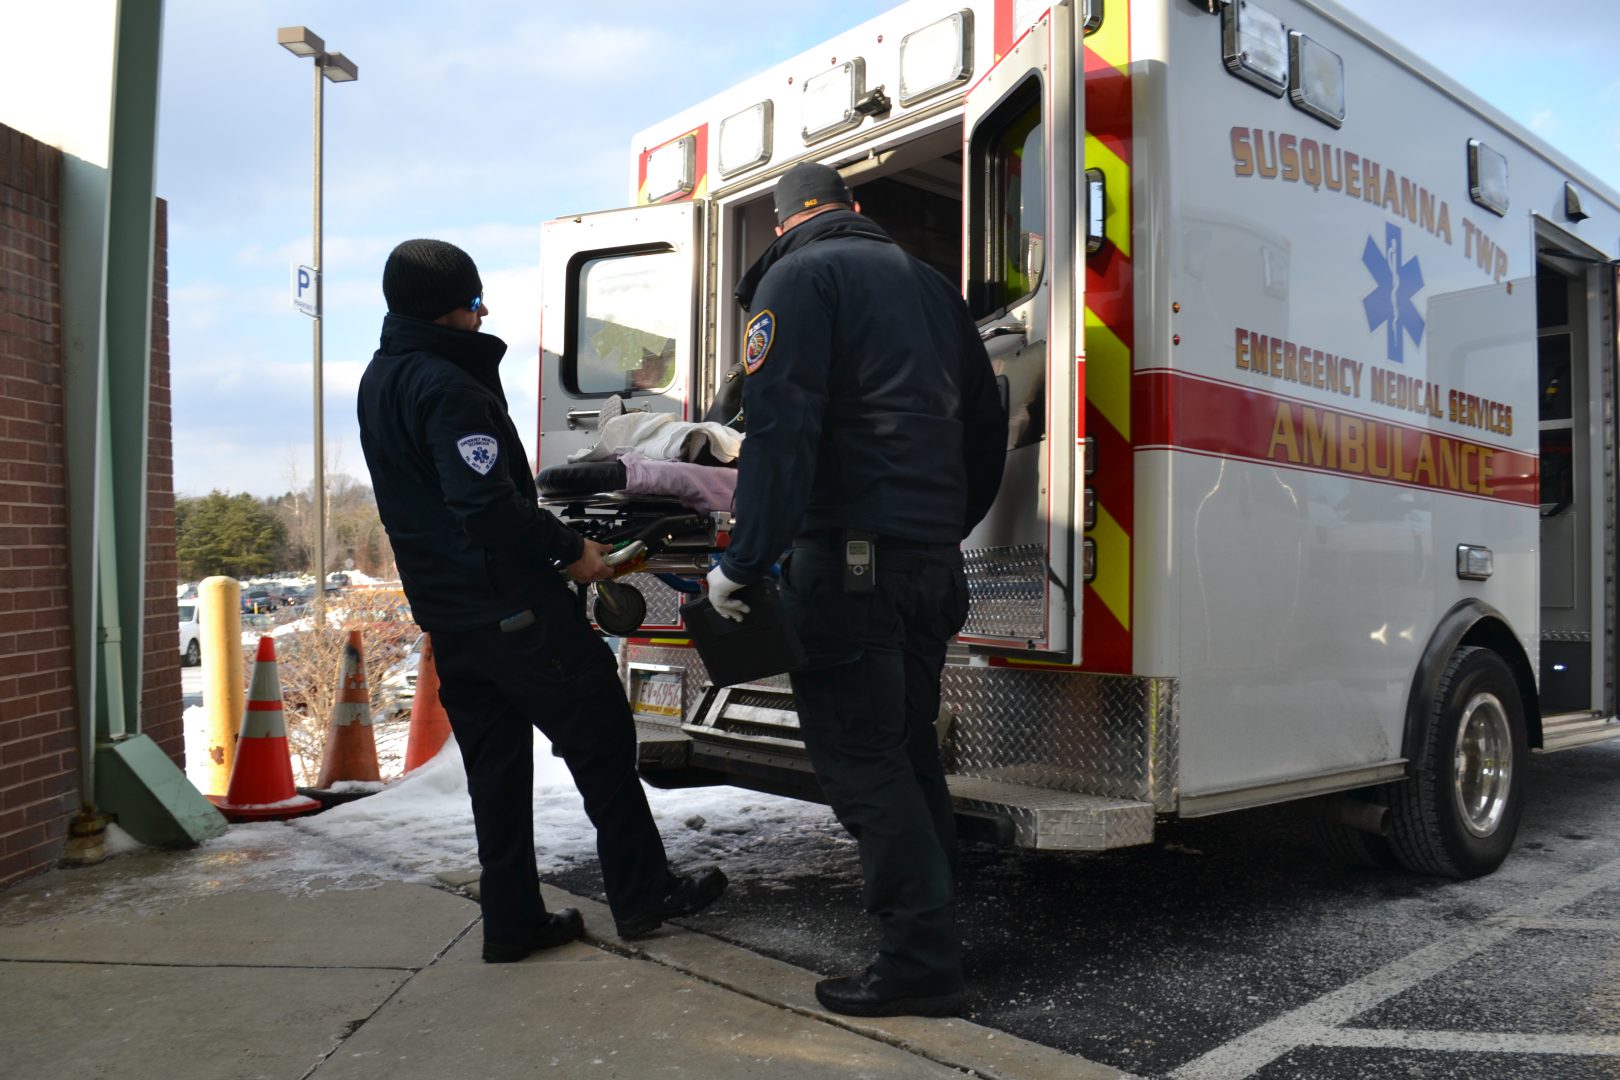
[
  {"x1": 565, "y1": 409, "x2": 600, "y2": 430},
  {"x1": 979, "y1": 320, "x2": 1026, "y2": 343}
]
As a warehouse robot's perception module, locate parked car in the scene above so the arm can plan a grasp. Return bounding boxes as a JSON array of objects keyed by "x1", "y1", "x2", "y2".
[
  {"x1": 241, "y1": 587, "x2": 278, "y2": 614},
  {"x1": 378, "y1": 634, "x2": 424, "y2": 715},
  {"x1": 178, "y1": 602, "x2": 200, "y2": 666}
]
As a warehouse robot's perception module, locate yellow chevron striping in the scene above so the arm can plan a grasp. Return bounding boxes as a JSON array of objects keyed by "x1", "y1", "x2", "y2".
[
  {"x1": 1089, "y1": 502, "x2": 1131, "y2": 631},
  {"x1": 1088, "y1": 2, "x2": 1130, "y2": 72},
  {"x1": 1083, "y1": 308, "x2": 1132, "y2": 441}
]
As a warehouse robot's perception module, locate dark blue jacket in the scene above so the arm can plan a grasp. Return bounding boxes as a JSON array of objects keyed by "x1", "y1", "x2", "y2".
[
  {"x1": 358, "y1": 315, "x2": 583, "y2": 631},
  {"x1": 720, "y1": 210, "x2": 1007, "y2": 584}
]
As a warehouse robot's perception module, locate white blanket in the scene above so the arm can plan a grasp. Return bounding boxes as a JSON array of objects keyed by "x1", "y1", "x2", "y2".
[{"x1": 566, "y1": 404, "x2": 742, "y2": 464}]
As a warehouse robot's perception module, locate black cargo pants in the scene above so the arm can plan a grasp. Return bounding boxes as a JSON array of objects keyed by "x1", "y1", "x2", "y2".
[
  {"x1": 430, "y1": 588, "x2": 672, "y2": 944},
  {"x1": 782, "y1": 537, "x2": 967, "y2": 985}
]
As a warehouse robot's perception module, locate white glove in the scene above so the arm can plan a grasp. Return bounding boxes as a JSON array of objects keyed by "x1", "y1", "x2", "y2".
[{"x1": 705, "y1": 564, "x2": 752, "y2": 622}]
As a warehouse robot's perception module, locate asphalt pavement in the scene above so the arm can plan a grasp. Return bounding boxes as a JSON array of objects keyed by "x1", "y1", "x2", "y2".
[{"x1": 542, "y1": 741, "x2": 1620, "y2": 1079}]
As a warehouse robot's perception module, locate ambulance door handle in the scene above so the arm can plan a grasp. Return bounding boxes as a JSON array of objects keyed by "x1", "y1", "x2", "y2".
[
  {"x1": 980, "y1": 320, "x2": 1026, "y2": 344},
  {"x1": 566, "y1": 409, "x2": 600, "y2": 430}
]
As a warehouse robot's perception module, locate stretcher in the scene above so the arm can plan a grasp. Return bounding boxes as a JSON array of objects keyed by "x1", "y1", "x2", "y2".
[{"x1": 537, "y1": 459, "x2": 733, "y2": 634}]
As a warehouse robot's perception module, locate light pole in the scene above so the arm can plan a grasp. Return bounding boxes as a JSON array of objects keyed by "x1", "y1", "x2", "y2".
[{"x1": 277, "y1": 26, "x2": 357, "y2": 611}]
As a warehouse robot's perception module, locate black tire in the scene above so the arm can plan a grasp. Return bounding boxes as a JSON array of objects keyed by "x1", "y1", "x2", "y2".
[
  {"x1": 1388, "y1": 646, "x2": 1526, "y2": 878},
  {"x1": 184, "y1": 639, "x2": 201, "y2": 667}
]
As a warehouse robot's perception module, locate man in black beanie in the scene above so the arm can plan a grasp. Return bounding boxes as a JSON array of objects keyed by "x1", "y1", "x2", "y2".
[
  {"x1": 711, "y1": 164, "x2": 1006, "y2": 1016},
  {"x1": 359, "y1": 238, "x2": 725, "y2": 962}
]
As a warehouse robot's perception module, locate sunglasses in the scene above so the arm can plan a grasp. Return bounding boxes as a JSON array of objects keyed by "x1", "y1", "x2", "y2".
[{"x1": 468, "y1": 293, "x2": 483, "y2": 312}]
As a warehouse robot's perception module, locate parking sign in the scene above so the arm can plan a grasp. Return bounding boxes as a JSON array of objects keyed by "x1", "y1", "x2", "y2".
[{"x1": 291, "y1": 264, "x2": 319, "y2": 317}]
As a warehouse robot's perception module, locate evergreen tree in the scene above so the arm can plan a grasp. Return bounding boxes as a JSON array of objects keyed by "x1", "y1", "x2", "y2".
[{"x1": 176, "y1": 491, "x2": 287, "y2": 579}]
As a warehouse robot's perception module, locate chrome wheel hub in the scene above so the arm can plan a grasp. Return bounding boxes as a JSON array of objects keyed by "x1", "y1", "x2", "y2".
[{"x1": 1453, "y1": 691, "x2": 1513, "y2": 838}]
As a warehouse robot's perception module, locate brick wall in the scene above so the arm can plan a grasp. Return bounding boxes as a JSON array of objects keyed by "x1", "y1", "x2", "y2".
[
  {"x1": 0, "y1": 124, "x2": 75, "y2": 889},
  {"x1": 0, "y1": 123, "x2": 179, "y2": 888}
]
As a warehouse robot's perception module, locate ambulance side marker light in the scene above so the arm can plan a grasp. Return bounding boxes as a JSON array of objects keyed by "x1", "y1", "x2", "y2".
[
  {"x1": 719, "y1": 102, "x2": 773, "y2": 178},
  {"x1": 1457, "y1": 544, "x2": 1494, "y2": 581},
  {"x1": 898, "y1": 10, "x2": 974, "y2": 107},
  {"x1": 1086, "y1": 169, "x2": 1106, "y2": 254},
  {"x1": 1222, "y1": 1, "x2": 1289, "y2": 97},
  {"x1": 1468, "y1": 140, "x2": 1510, "y2": 217},
  {"x1": 1288, "y1": 32, "x2": 1345, "y2": 129},
  {"x1": 1083, "y1": 540, "x2": 1098, "y2": 584},
  {"x1": 1085, "y1": 489, "x2": 1097, "y2": 530}
]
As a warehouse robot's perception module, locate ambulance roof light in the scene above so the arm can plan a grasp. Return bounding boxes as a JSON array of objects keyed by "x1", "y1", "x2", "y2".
[
  {"x1": 1288, "y1": 32, "x2": 1344, "y2": 128},
  {"x1": 1222, "y1": 1, "x2": 1289, "y2": 97},
  {"x1": 899, "y1": 11, "x2": 974, "y2": 106},
  {"x1": 1468, "y1": 140, "x2": 1510, "y2": 217},
  {"x1": 645, "y1": 135, "x2": 697, "y2": 203},
  {"x1": 719, "y1": 102, "x2": 773, "y2": 178},
  {"x1": 802, "y1": 59, "x2": 866, "y2": 144}
]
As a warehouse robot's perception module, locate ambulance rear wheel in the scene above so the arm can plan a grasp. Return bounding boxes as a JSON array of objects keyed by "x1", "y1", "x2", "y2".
[{"x1": 1388, "y1": 646, "x2": 1525, "y2": 879}]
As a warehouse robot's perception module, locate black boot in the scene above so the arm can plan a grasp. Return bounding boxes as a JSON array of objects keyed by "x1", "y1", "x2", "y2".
[
  {"x1": 814, "y1": 967, "x2": 966, "y2": 1018},
  {"x1": 615, "y1": 867, "x2": 728, "y2": 940},
  {"x1": 482, "y1": 907, "x2": 585, "y2": 962}
]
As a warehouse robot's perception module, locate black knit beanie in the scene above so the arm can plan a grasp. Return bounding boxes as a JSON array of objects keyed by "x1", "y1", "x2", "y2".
[{"x1": 382, "y1": 239, "x2": 483, "y2": 321}]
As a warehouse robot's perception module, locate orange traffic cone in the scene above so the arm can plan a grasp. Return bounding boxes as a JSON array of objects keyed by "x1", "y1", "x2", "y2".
[
  {"x1": 208, "y1": 637, "x2": 321, "y2": 822},
  {"x1": 403, "y1": 635, "x2": 452, "y2": 774},
  {"x1": 314, "y1": 631, "x2": 381, "y2": 788}
]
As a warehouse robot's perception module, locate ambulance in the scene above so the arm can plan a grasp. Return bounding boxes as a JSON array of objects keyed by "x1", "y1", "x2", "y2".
[{"x1": 535, "y1": 0, "x2": 1620, "y2": 878}]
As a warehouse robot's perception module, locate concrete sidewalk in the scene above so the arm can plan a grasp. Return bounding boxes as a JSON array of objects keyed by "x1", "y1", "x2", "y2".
[{"x1": 0, "y1": 832, "x2": 1127, "y2": 1080}]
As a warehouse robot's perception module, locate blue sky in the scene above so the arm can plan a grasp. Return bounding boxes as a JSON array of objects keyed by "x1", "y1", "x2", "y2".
[{"x1": 155, "y1": 0, "x2": 1620, "y2": 498}]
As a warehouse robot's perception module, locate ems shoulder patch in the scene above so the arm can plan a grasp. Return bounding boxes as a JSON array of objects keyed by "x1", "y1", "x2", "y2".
[
  {"x1": 456, "y1": 433, "x2": 499, "y2": 476},
  {"x1": 744, "y1": 310, "x2": 775, "y2": 375}
]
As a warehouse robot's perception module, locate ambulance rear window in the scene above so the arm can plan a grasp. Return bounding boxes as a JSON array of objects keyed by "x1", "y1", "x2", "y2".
[
  {"x1": 969, "y1": 76, "x2": 1045, "y2": 318},
  {"x1": 569, "y1": 249, "x2": 681, "y2": 396}
]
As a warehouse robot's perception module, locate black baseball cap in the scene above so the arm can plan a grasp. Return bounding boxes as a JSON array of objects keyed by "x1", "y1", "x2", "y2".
[{"x1": 773, "y1": 162, "x2": 853, "y2": 225}]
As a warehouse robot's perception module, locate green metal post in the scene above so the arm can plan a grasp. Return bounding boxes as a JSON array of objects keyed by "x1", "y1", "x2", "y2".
[{"x1": 62, "y1": 0, "x2": 225, "y2": 847}]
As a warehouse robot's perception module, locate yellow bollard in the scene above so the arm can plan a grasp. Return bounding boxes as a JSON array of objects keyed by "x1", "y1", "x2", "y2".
[{"x1": 198, "y1": 576, "x2": 244, "y2": 796}]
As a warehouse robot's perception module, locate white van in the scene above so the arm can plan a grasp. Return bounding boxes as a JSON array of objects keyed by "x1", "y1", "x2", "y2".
[{"x1": 178, "y1": 602, "x2": 200, "y2": 667}]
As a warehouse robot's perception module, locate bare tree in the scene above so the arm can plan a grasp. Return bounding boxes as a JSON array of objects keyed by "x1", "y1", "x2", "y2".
[{"x1": 270, "y1": 591, "x2": 419, "y2": 784}]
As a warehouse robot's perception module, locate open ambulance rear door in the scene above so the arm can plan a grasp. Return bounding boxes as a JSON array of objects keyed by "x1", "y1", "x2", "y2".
[
  {"x1": 537, "y1": 201, "x2": 707, "y2": 471},
  {"x1": 958, "y1": 3, "x2": 1084, "y2": 660}
]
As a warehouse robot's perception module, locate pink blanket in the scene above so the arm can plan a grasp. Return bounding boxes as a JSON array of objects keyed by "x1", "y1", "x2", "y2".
[{"x1": 618, "y1": 450, "x2": 736, "y2": 512}]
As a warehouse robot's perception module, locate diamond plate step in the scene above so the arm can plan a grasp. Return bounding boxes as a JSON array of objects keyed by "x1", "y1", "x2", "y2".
[
  {"x1": 635, "y1": 720, "x2": 693, "y2": 770},
  {"x1": 947, "y1": 775, "x2": 1155, "y2": 851}
]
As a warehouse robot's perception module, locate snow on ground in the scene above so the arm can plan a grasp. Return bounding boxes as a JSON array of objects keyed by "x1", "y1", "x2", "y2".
[
  {"x1": 294, "y1": 732, "x2": 852, "y2": 890},
  {"x1": 177, "y1": 704, "x2": 851, "y2": 899}
]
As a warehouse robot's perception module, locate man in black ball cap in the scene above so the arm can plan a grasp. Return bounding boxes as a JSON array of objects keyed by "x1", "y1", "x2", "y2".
[
  {"x1": 710, "y1": 164, "x2": 1007, "y2": 1016},
  {"x1": 359, "y1": 238, "x2": 725, "y2": 963}
]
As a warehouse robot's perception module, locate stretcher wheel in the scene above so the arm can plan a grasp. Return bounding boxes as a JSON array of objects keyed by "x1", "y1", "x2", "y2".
[{"x1": 594, "y1": 579, "x2": 647, "y2": 636}]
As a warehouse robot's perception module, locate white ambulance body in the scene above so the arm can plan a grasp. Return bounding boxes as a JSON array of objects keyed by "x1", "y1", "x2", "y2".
[{"x1": 537, "y1": 0, "x2": 1620, "y2": 876}]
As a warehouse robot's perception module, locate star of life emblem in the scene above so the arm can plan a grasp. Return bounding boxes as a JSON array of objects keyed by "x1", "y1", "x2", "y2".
[
  {"x1": 1362, "y1": 222, "x2": 1426, "y2": 364},
  {"x1": 456, "y1": 433, "x2": 499, "y2": 476}
]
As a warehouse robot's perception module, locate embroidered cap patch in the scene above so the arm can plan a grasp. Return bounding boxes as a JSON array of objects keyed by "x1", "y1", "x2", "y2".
[
  {"x1": 744, "y1": 310, "x2": 775, "y2": 375},
  {"x1": 456, "y1": 433, "x2": 499, "y2": 476}
]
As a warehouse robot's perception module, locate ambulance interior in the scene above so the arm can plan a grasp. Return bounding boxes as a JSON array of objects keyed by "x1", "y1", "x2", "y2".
[
  {"x1": 1535, "y1": 242, "x2": 1604, "y2": 716},
  {"x1": 722, "y1": 124, "x2": 965, "y2": 368}
]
